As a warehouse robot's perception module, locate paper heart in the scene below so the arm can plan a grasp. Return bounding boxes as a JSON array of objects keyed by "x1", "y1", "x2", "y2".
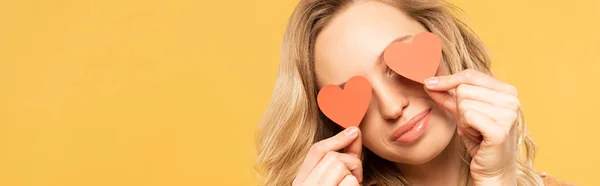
[
  {"x1": 383, "y1": 32, "x2": 442, "y2": 83},
  {"x1": 317, "y1": 76, "x2": 372, "y2": 128}
]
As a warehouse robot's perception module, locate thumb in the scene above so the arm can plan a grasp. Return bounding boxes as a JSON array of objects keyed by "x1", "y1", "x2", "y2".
[
  {"x1": 343, "y1": 128, "x2": 362, "y2": 182},
  {"x1": 424, "y1": 88, "x2": 458, "y2": 118},
  {"x1": 343, "y1": 128, "x2": 362, "y2": 158}
]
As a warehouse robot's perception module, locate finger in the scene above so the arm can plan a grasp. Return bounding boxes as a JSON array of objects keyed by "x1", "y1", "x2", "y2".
[
  {"x1": 424, "y1": 69, "x2": 518, "y2": 96},
  {"x1": 303, "y1": 158, "x2": 348, "y2": 186},
  {"x1": 338, "y1": 175, "x2": 360, "y2": 186},
  {"x1": 461, "y1": 108, "x2": 507, "y2": 146},
  {"x1": 455, "y1": 84, "x2": 520, "y2": 110},
  {"x1": 318, "y1": 160, "x2": 350, "y2": 186},
  {"x1": 458, "y1": 99, "x2": 518, "y2": 127},
  {"x1": 344, "y1": 130, "x2": 362, "y2": 158},
  {"x1": 296, "y1": 127, "x2": 360, "y2": 182},
  {"x1": 343, "y1": 130, "x2": 363, "y2": 182},
  {"x1": 457, "y1": 118, "x2": 482, "y2": 142},
  {"x1": 424, "y1": 88, "x2": 458, "y2": 118},
  {"x1": 460, "y1": 131, "x2": 481, "y2": 157},
  {"x1": 425, "y1": 89, "x2": 483, "y2": 139},
  {"x1": 316, "y1": 152, "x2": 362, "y2": 184},
  {"x1": 424, "y1": 88, "x2": 480, "y2": 136},
  {"x1": 461, "y1": 126, "x2": 482, "y2": 139},
  {"x1": 343, "y1": 128, "x2": 362, "y2": 157},
  {"x1": 306, "y1": 152, "x2": 361, "y2": 185}
]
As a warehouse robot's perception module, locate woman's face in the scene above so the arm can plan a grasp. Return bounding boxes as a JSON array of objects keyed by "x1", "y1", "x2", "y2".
[{"x1": 314, "y1": 1, "x2": 456, "y2": 164}]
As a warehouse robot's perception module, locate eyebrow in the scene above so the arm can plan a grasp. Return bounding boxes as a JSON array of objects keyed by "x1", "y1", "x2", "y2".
[
  {"x1": 393, "y1": 35, "x2": 413, "y2": 43},
  {"x1": 335, "y1": 35, "x2": 413, "y2": 89}
]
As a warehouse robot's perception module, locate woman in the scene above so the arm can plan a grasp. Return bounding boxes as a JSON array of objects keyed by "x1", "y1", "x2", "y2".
[{"x1": 256, "y1": 0, "x2": 572, "y2": 185}]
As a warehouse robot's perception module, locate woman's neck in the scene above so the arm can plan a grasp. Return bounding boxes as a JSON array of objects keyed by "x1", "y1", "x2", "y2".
[{"x1": 394, "y1": 136, "x2": 464, "y2": 186}]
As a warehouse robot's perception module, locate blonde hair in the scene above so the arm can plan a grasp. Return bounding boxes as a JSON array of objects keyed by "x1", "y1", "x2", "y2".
[{"x1": 255, "y1": 0, "x2": 544, "y2": 185}]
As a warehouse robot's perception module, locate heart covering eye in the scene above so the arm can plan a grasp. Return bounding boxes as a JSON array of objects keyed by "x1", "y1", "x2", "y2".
[
  {"x1": 317, "y1": 76, "x2": 372, "y2": 128},
  {"x1": 383, "y1": 32, "x2": 442, "y2": 84}
]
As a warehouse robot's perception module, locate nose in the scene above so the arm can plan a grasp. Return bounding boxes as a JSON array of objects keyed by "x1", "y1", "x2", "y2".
[{"x1": 371, "y1": 79, "x2": 409, "y2": 120}]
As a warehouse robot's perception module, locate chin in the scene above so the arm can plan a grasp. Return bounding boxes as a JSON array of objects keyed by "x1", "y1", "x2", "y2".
[
  {"x1": 388, "y1": 134, "x2": 453, "y2": 165},
  {"x1": 393, "y1": 139, "x2": 448, "y2": 165}
]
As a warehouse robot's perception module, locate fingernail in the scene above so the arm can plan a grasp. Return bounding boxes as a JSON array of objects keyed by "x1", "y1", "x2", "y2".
[
  {"x1": 424, "y1": 77, "x2": 438, "y2": 86},
  {"x1": 344, "y1": 127, "x2": 358, "y2": 137}
]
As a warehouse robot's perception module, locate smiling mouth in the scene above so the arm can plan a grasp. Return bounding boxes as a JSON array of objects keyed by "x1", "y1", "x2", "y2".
[{"x1": 390, "y1": 109, "x2": 432, "y2": 144}]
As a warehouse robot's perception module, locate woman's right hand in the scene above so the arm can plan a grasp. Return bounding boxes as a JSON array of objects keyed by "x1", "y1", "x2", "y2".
[{"x1": 292, "y1": 127, "x2": 363, "y2": 186}]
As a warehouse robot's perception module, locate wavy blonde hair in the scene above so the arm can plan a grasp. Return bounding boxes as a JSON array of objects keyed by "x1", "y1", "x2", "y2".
[{"x1": 255, "y1": 0, "x2": 544, "y2": 185}]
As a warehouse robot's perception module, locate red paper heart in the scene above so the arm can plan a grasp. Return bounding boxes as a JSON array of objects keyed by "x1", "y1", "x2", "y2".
[
  {"x1": 317, "y1": 76, "x2": 372, "y2": 128},
  {"x1": 383, "y1": 32, "x2": 442, "y2": 83}
]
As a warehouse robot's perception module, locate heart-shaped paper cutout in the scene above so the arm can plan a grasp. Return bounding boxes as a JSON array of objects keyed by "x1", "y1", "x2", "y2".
[
  {"x1": 383, "y1": 32, "x2": 442, "y2": 83},
  {"x1": 317, "y1": 76, "x2": 372, "y2": 128}
]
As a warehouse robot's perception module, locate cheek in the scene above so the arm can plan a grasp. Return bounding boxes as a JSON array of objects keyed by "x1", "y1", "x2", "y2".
[
  {"x1": 428, "y1": 106, "x2": 458, "y2": 140},
  {"x1": 431, "y1": 103, "x2": 456, "y2": 127},
  {"x1": 358, "y1": 112, "x2": 389, "y2": 149}
]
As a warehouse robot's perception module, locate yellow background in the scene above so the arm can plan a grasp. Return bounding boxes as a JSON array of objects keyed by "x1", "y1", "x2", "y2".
[{"x1": 0, "y1": 0, "x2": 598, "y2": 185}]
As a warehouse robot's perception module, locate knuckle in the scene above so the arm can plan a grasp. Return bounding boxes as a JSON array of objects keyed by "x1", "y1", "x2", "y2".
[
  {"x1": 309, "y1": 142, "x2": 325, "y2": 156},
  {"x1": 504, "y1": 111, "x2": 519, "y2": 126},
  {"x1": 332, "y1": 160, "x2": 346, "y2": 171},
  {"x1": 510, "y1": 98, "x2": 521, "y2": 110},
  {"x1": 461, "y1": 111, "x2": 471, "y2": 124},
  {"x1": 463, "y1": 69, "x2": 477, "y2": 80},
  {"x1": 491, "y1": 127, "x2": 509, "y2": 145},
  {"x1": 508, "y1": 111, "x2": 518, "y2": 120},
  {"x1": 506, "y1": 85, "x2": 519, "y2": 96},
  {"x1": 463, "y1": 111, "x2": 474, "y2": 124},
  {"x1": 324, "y1": 151, "x2": 338, "y2": 160},
  {"x1": 502, "y1": 96, "x2": 520, "y2": 112},
  {"x1": 348, "y1": 156, "x2": 362, "y2": 169}
]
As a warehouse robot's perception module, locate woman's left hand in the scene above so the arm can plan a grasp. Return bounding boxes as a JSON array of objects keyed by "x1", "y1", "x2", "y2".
[{"x1": 423, "y1": 69, "x2": 518, "y2": 186}]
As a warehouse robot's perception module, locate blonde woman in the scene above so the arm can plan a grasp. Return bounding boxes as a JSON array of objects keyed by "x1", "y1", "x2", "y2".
[{"x1": 256, "y1": 0, "x2": 573, "y2": 185}]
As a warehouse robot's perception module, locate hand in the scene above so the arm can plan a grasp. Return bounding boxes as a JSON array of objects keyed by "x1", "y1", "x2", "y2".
[
  {"x1": 292, "y1": 127, "x2": 363, "y2": 186},
  {"x1": 424, "y1": 69, "x2": 518, "y2": 186}
]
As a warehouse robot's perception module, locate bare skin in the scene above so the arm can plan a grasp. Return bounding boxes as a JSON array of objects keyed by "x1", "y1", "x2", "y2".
[{"x1": 292, "y1": 1, "x2": 519, "y2": 186}]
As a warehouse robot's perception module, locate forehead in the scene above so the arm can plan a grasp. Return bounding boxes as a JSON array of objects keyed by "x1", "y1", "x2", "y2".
[{"x1": 314, "y1": 1, "x2": 428, "y2": 87}]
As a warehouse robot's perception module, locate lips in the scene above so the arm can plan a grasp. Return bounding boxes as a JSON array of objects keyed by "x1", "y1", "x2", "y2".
[{"x1": 390, "y1": 109, "x2": 431, "y2": 144}]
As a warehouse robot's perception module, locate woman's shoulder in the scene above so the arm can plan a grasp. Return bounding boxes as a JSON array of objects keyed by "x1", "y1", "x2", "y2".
[{"x1": 540, "y1": 172, "x2": 577, "y2": 186}]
